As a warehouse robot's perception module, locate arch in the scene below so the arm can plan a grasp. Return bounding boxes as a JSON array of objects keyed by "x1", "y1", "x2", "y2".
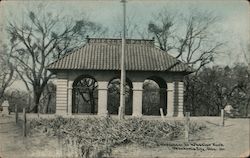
[
  {"x1": 107, "y1": 77, "x2": 133, "y2": 115},
  {"x1": 72, "y1": 75, "x2": 98, "y2": 114},
  {"x1": 142, "y1": 76, "x2": 167, "y2": 115}
]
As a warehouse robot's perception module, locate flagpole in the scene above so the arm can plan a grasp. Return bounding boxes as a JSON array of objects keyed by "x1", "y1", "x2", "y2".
[{"x1": 119, "y1": 0, "x2": 126, "y2": 120}]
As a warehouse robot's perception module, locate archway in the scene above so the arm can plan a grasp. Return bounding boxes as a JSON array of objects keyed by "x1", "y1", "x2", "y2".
[
  {"x1": 142, "y1": 76, "x2": 167, "y2": 115},
  {"x1": 107, "y1": 78, "x2": 133, "y2": 115},
  {"x1": 72, "y1": 75, "x2": 98, "y2": 114}
]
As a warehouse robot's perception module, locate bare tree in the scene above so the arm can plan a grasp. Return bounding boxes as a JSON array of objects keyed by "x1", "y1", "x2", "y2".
[
  {"x1": 0, "y1": 43, "x2": 16, "y2": 99},
  {"x1": 178, "y1": 10, "x2": 224, "y2": 72},
  {"x1": 148, "y1": 8, "x2": 224, "y2": 73},
  {"x1": 7, "y1": 5, "x2": 105, "y2": 113},
  {"x1": 148, "y1": 9, "x2": 176, "y2": 51}
]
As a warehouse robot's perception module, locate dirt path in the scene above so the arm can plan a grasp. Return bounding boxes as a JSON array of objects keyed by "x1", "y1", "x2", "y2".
[
  {"x1": 0, "y1": 115, "x2": 62, "y2": 158},
  {"x1": 112, "y1": 118, "x2": 250, "y2": 158}
]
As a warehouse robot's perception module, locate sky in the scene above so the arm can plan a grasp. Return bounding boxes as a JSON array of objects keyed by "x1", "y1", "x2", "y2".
[{"x1": 0, "y1": 0, "x2": 249, "y2": 90}]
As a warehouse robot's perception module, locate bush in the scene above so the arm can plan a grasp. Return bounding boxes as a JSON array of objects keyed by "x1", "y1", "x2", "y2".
[{"x1": 30, "y1": 117, "x2": 206, "y2": 157}]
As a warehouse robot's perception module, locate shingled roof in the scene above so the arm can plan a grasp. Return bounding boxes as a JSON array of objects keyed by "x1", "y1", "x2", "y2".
[{"x1": 47, "y1": 38, "x2": 193, "y2": 73}]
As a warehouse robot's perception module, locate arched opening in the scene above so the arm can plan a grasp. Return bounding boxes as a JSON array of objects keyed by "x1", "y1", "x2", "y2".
[
  {"x1": 107, "y1": 78, "x2": 133, "y2": 115},
  {"x1": 72, "y1": 75, "x2": 98, "y2": 114},
  {"x1": 142, "y1": 76, "x2": 167, "y2": 115}
]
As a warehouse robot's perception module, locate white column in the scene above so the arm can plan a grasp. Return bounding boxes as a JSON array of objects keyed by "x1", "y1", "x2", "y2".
[
  {"x1": 177, "y1": 81, "x2": 184, "y2": 117},
  {"x1": 132, "y1": 82, "x2": 143, "y2": 117},
  {"x1": 67, "y1": 80, "x2": 73, "y2": 115},
  {"x1": 160, "y1": 88, "x2": 167, "y2": 115},
  {"x1": 166, "y1": 82, "x2": 174, "y2": 117},
  {"x1": 56, "y1": 73, "x2": 68, "y2": 115},
  {"x1": 97, "y1": 81, "x2": 108, "y2": 116}
]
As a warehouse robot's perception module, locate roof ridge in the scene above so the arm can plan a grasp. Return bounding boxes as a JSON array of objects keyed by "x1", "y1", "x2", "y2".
[
  {"x1": 87, "y1": 37, "x2": 154, "y2": 41},
  {"x1": 87, "y1": 38, "x2": 155, "y2": 46}
]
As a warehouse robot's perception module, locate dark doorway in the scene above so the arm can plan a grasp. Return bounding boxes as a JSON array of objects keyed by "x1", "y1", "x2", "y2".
[
  {"x1": 142, "y1": 76, "x2": 167, "y2": 115},
  {"x1": 72, "y1": 75, "x2": 98, "y2": 114},
  {"x1": 107, "y1": 78, "x2": 133, "y2": 115}
]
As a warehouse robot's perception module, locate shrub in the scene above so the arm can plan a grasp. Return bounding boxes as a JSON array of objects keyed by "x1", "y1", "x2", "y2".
[{"x1": 29, "y1": 117, "x2": 205, "y2": 157}]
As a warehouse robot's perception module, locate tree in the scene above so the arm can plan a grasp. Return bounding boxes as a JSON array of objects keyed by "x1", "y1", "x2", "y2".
[
  {"x1": 148, "y1": 8, "x2": 224, "y2": 72},
  {"x1": 7, "y1": 5, "x2": 105, "y2": 112},
  {"x1": 73, "y1": 77, "x2": 98, "y2": 114},
  {"x1": 148, "y1": 9, "x2": 176, "y2": 52},
  {"x1": 142, "y1": 80, "x2": 161, "y2": 115},
  {"x1": 39, "y1": 81, "x2": 56, "y2": 114},
  {"x1": 184, "y1": 65, "x2": 250, "y2": 117},
  {"x1": 0, "y1": 43, "x2": 16, "y2": 100},
  {"x1": 5, "y1": 90, "x2": 29, "y2": 113},
  {"x1": 230, "y1": 64, "x2": 250, "y2": 117},
  {"x1": 148, "y1": 8, "x2": 226, "y2": 115},
  {"x1": 107, "y1": 79, "x2": 132, "y2": 115}
]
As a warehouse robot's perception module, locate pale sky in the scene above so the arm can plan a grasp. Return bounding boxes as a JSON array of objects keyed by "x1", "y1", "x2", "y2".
[{"x1": 0, "y1": 0, "x2": 249, "y2": 90}]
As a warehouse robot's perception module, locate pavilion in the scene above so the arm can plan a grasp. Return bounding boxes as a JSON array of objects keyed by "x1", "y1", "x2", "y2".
[{"x1": 47, "y1": 38, "x2": 193, "y2": 117}]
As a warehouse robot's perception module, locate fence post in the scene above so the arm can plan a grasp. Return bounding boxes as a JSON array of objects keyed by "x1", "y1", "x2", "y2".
[
  {"x1": 15, "y1": 104, "x2": 18, "y2": 124},
  {"x1": 220, "y1": 109, "x2": 224, "y2": 126},
  {"x1": 57, "y1": 129, "x2": 62, "y2": 157},
  {"x1": 37, "y1": 105, "x2": 40, "y2": 118},
  {"x1": 23, "y1": 108, "x2": 27, "y2": 137},
  {"x1": 185, "y1": 112, "x2": 190, "y2": 142}
]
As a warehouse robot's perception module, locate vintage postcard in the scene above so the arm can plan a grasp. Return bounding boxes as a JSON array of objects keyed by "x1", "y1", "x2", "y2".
[{"x1": 0, "y1": 0, "x2": 249, "y2": 157}]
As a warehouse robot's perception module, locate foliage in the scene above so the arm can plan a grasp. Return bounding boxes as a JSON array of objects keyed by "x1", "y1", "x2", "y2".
[
  {"x1": 3, "y1": 90, "x2": 29, "y2": 112},
  {"x1": 184, "y1": 64, "x2": 250, "y2": 117},
  {"x1": 107, "y1": 79, "x2": 132, "y2": 115},
  {"x1": 142, "y1": 80, "x2": 161, "y2": 115},
  {"x1": 30, "y1": 117, "x2": 205, "y2": 157}
]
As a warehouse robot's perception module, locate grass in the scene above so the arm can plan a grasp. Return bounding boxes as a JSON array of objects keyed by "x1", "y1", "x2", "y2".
[{"x1": 29, "y1": 116, "x2": 206, "y2": 158}]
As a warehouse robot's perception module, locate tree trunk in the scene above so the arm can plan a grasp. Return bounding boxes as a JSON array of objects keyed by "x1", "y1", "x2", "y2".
[
  {"x1": 217, "y1": 102, "x2": 221, "y2": 116},
  {"x1": 45, "y1": 93, "x2": 52, "y2": 113},
  {"x1": 44, "y1": 86, "x2": 52, "y2": 114},
  {"x1": 31, "y1": 91, "x2": 42, "y2": 113}
]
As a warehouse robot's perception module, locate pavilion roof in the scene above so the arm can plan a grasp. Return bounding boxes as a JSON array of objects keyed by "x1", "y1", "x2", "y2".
[{"x1": 47, "y1": 38, "x2": 193, "y2": 73}]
